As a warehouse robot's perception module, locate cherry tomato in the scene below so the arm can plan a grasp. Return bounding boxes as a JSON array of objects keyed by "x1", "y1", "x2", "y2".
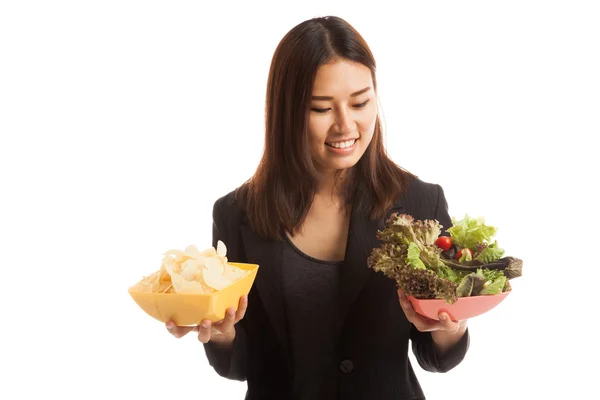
[
  {"x1": 434, "y1": 236, "x2": 452, "y2": 251},
  {"x1": 456, "y1": 248, "x2": 473, "y2": 261}
]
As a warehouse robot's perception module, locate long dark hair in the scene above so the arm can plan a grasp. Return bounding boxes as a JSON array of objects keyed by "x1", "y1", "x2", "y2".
[{"x1": 237, "y1": 16, "x2": 416, "y2": 240}]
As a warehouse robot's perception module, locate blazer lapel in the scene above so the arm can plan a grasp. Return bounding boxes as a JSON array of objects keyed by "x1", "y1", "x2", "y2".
[
  {"x1": 240, "y1": 224, "x2": 289, "y2": 353},
  {"x1": 334, "y1": 189, "x2": 407, "y2": 335}
]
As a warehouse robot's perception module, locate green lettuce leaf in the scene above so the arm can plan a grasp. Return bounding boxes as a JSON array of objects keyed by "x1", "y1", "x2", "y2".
[
  {"x1": 456, "y1": 272, "x2": 487, "y2": 297},
  {"x1": 407, "y1": 242, "x2": 426, "y2": 270},
  {"x1": 474, "y1": 241, "x2": 505, "y2": 263},
  {"x1": 447, "y1": 214, "x2": 497, "y2": 249},
  {"x1": 480, "y1": 275, "x2": 507, "y2": 295},
  {"x1": 477, "y1": 268, "x2": 508, "y2": 295}
]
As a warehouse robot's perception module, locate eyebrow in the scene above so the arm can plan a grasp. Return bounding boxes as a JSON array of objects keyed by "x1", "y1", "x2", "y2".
[{"x1": 311, "y1": 86, "x2": 371, "y2": 101}]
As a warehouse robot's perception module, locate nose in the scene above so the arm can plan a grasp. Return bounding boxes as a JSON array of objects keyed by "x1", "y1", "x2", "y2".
[{"x1": 333, "y1": 107, "x2": 355, "y2": 134}]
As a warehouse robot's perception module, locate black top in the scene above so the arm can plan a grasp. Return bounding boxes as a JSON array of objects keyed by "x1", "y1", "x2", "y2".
[
  {"x1": 281, "y1": 235, "x2": 343, "y2": 398},
  {"x1": 203, "y1": 178, "x2": 471, "y2": 400}
]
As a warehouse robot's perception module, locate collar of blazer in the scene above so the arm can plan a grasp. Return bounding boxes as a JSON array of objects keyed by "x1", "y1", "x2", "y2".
[{"x1": 239, "y1": 183, "x2": 406, "y2": 354}]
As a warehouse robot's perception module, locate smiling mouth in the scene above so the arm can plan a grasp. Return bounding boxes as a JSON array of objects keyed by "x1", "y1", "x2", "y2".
[{"x1": 325, "y1": 139, "x2": 357, "y2": 149}]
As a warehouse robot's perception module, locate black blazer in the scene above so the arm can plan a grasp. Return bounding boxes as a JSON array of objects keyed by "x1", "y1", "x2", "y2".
[{"x1": 203, "y1": 178, "x2": 470, "y2": 400}]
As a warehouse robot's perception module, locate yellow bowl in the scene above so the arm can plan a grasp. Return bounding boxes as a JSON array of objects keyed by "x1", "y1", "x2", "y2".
[{"x1": 128, "y1": 262, "x2": 259, "y2": 326}]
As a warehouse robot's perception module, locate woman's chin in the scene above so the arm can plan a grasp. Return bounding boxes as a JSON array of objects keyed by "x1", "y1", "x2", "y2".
[{"x1": 318, "y1": 157, "x2": 361, "y2": 172}]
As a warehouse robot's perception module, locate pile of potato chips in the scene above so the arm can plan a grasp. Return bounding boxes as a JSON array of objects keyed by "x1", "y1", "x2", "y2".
[{"x1": 134, "y1": 241, "x2": 250, "y2": 294}]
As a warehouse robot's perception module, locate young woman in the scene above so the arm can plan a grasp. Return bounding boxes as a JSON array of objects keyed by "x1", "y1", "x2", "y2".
[{"x1": 166, "y1": 15, "x2": 469, "y2": 400}]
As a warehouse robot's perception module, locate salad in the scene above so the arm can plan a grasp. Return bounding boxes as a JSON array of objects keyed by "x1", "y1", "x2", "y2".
[{"x1": 367, "y1": 213, "x2": 523, "y2": 304}]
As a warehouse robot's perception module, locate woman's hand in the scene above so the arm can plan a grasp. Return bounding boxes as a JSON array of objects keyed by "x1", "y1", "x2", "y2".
[
  {"x1": 398, "y1": 290, "x2": 465, "y2": 333},
  {"x1": 398, "y1": 290, "x2": 467, "y2": 354},
  {"x1": 166, "y1": 295, "x2": 248, "y2": 349}
]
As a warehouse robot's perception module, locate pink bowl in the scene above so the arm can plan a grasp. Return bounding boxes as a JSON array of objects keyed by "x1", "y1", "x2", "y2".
[{"x1": 407, "y1": 291, "x2": 511, "y2": 322}]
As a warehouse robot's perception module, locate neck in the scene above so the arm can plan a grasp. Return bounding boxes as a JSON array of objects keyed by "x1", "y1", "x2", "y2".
[{"x1": 315, "y1": 169, "x2": 348, "y2": 201}]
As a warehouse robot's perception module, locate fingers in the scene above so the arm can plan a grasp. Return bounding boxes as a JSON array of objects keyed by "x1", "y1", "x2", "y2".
[
  {"x1": 397, "y1": 290, "x2": 463, "y2": 333},
  {"x1": 166, "y1": 321, "x2": 198, "y2": 338},
  {"x1": 398, "y1": 290, "x2": 433, "y2": 331},
  {"x1": 438, "y1": 312, "x2": 460, "y2": 334},
  {"x1": 235, "y1": 295, "x2": 248, "y2": 323},
  {"x1": 398, "y1": 290, "x2": 460, "y2": 333},
  {"x1": 167, "y1": 295, "x2": 248, "y2": 343},
  {"x1": 197, "y1": 320, "x2": 212, "y2": 343},
  {"x1": 165, "y1": 319, "x2": 212, "y2": 342},
  {"x1": 398, "y1": 290, "x2": 418, "y2": 320},
  {"x1": 214, "y1": 307, "x2": 237, "y2": 332},
  {"x1": 214, "y1": 295, "x2": 247, "y2": 328}
]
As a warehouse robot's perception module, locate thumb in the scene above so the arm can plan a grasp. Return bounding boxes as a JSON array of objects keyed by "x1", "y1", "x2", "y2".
[
  {"x1": 438, "y1": 312, "x2": 459, "y2": 333},
  {"x1": 213, "y1": 307, "x2": 237, "y2": 334},
  {"x1": 166, "y1": 321, "x2": 198, "y2": 338}
]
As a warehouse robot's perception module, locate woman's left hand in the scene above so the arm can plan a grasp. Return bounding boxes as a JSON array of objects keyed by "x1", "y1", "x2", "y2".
[{"x1": 398, "y1": 289, "x2": 467, "y2": 334}]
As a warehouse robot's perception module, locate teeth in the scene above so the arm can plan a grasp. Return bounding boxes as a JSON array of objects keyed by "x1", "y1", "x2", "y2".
[{"x1": 326, "y1": 139, "x2": 356, "y2": 149}]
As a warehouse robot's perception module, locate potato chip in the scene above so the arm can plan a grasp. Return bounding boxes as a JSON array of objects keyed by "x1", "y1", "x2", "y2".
[
  {"x1": 134, "y1": 264, "x2": 172, "y2": 293},
  {"x1": 134, "y1": 240, "x2": 249, "y2": 295},
  {"x1": 217, "y1": 240, "x2": 227, "y2": 258},
  {"x1": 226, "y1": 264, "x2": 249, "y2": 281},
  {"x1": 203, "y1": 257, "x2": 234, "y2": 291}
]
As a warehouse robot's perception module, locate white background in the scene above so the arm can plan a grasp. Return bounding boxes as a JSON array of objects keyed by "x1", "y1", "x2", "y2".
[{"x1": 1, "y1": 1, "x2": 598, "y2": 399}]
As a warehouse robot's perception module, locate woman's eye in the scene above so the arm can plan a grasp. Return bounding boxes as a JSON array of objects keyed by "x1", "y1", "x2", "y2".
[
  {"x1": 353, "y1": 99, "x2": 369, "y2": 108},
  {"x1": 311, "y1": 100, "x2": 369, "y2": 113}
]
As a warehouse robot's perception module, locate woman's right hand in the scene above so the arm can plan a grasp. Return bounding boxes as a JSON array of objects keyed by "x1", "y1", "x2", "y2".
[{"x1": 166, "y1": 295, "x2": 248, "y2": 348}]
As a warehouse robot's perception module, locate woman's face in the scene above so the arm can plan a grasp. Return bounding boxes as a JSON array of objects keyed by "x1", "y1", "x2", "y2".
[{"x1": 307, "y1": 58, "x2": 378, "y2": 174}]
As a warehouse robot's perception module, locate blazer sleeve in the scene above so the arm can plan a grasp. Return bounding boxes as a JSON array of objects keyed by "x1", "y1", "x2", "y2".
[
  {"x1": 202, "y1": 197, "x2": 248, "y2": 381},
  {"x1": 409, "y1": 184, "x2": 470, "y2": 372}
]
